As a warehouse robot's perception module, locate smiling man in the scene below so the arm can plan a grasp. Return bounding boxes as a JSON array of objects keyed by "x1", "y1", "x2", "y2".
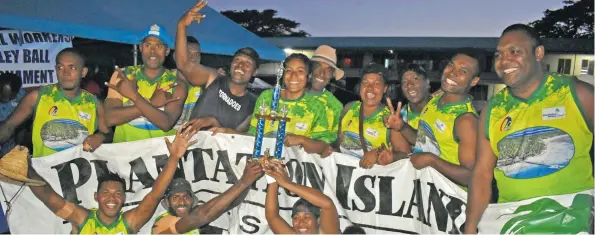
[
  {"x1": 175, "y1": 1, "x2": 258, "y2": 134},
  {"x1": 465, "y1": 24, "x2": 594, "y2": 234},
  {"x1": 152, "y1": 161, "x2": 262, "y2": 234},
  {"x1": 308, "y1": 45, "x2": 344, "y2": 135},
  {"x1": 386, "y1": 48, "x2": 484, "y2": 188},
  {"x1": 24, "y1": 124, "x2": 198, "y2": 234}
]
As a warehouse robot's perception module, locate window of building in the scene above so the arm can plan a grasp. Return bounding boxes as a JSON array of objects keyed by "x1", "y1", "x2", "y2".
[
  {"x1": 546, "y1": 64, "x2": 550, "y2": 72},
  {"x1": 580, "y1": 59, "x2": 594, "y2": 75},
  {"x1": 557, "y1": 59, "x2": 572, "y2": 75}
]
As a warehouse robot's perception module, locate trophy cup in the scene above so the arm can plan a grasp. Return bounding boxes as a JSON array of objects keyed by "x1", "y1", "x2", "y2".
[{"x1": 251, "y1": 64, "x2": 290, "y2": 165}]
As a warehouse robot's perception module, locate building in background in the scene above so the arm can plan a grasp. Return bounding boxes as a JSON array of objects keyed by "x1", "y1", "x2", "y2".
[{"x1": 257, "y1": 37, "x2": 593, "y2": 102}]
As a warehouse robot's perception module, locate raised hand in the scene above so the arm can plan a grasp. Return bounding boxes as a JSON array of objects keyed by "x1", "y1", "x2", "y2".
[
  {"x1": 150, "y1": 82, "x2": 180, "y2": 107},
  {"x1": 179, "y1": 0, "x2": 207, "y2": 27},
  {"x1": 383, "y1": 98, "x2": 405, "y2": 131},
  {"x1": 239, "y1": 161, "x2": 264, "y2": 185},
  {"x1": 165, "y1": 124, "x2": 199, "y2": 159},
  {"x1": 105, "y1": 67, "x2": 139, "y2": 101},
  {"x1": 263, "y1": 160, "x2": 290, "y2": 186}
]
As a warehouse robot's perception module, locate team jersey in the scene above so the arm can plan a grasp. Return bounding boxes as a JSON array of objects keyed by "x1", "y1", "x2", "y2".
[
  {"x1": 77, "y1": 208, "x2": 130, "y2": 234},
  {"x1": 248, "y1": 89, "x2": 335, "y2": 144},
  {"x1": 486, "y1": 72, "x2": 593, "y2": 203},
  {"x1": 310, "y1": 90, "x2": 343, "y2": 134},
  {"x1": 339, "y1": 101, "x2": 391, "y2": 158},
  {"x1": 401, "y1": 103, "x2": 422, "y2": 130},
  {"x1": 414, "y1": 94, "x2": 476, "y2": 167},
  {"x1": 32, "y1": 84, "x2": 98, "y2": 158},
  {"x1": 112, "y1": 65, "x2": 178, "y2": 143}
]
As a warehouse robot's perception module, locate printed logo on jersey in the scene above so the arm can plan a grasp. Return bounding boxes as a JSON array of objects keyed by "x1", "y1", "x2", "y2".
[
  {"x1": 500, "y1": 116, "x2": 512, "y2": 131},
  {"x1": 48, "y1": 106, "x2": 58, "y2": 116}
]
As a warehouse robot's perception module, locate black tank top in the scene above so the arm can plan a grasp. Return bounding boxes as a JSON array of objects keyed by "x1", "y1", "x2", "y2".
[{"x1": 190, "y1": 76, "x2": 256, "y2": 129}]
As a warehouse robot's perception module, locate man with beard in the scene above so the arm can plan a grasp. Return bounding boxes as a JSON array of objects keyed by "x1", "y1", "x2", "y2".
[
  {"x1": 385, "y1": 48, "x2": 483, "y2": 188},
  {"x1": 465, "y1": 24, "x2": 594, "y2": 234},
  {"x1": 175, "y1": 1, "x2": 257, "y2": 133},
  {"x1": 308, "y1": 45, "x2": 344, "y2": 134},
  {"x1": 105, "y1": 24, "x2": 188, "y2": 143},
  {"x1": 25, "y1": 125, "x2": 198, "y2": 233},
  {"x1": 152, "y1": 161, "x2": 263, "y2": 234},
  {"x1": 0, "y1": 48, "x2": 110, "y2": 157}
]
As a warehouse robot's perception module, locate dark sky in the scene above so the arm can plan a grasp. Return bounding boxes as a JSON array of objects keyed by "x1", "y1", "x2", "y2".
[{"x1": 209, "y1": 0, "x2": 566, "y2": 37}]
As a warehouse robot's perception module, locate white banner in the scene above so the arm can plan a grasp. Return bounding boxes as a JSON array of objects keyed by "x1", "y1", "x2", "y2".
[
  {"x1": 0, "y1": 132, "x2": 592, "y2": 234},
  {"x1": 0, "y1": 30, "x2": 73, "y2": 88}
]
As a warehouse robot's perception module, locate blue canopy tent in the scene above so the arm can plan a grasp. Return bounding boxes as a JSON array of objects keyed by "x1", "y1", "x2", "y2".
[{"x1": 0, "y1": 0, "x2": 286, "y2": 61}]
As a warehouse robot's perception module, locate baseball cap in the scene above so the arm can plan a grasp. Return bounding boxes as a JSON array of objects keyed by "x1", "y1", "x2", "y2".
[
  {"x1": 140, "y1": 24, "x2": 173, "y2": 48},
  {"x1": 160, "y1": 178, "x2": 198, "y2": 209},
  {"x1": 233, "y1": 47, "x2": 260, "y2": 67},
  {"x1": 401, "y1": 64, "x2": 428, "y2": 80},
  {"x1": 361, "y1": 63, "x2": 388, "y2": 82}
]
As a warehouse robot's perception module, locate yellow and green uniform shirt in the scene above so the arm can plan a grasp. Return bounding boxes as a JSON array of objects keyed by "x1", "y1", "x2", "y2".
[
  {"x1": 413, "y1": 94, "x2": 476, "y2": 167},
  {"x1": 248, "y1": 89, "x2": 335, "y2": 144},
  {"x1": 401, "y1": 103, "x2": 422, "y2": 130},
  {"x1": 32, "y1": 84, "x2": 97, "y2": 158},
  {"x1": 310, "y1": 90, "x2": 343, "y2": 134},
  {"x1": 339, "y1": 101, "x2": 391, "y2": 159},
  {"x1": 153, "y1": 211, "x2": 200, "y2": 234},
  {"x1": 77, "y1": 208, "x2": 130, "y2": 234},
  {"x1": 113, "y1": 65, "x2": 178, "y2": 143},
  {"x1": 486, "y1": 72, "x2": 593, "y2": 203}
]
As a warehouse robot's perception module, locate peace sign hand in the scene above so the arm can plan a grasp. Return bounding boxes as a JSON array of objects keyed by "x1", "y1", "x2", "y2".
[
  {"x1": 383, "y1": 98, "x2": 405, "y2": 131},
  {"x1": 179, "y1": 0, "x2": 207, "y2": 27}
]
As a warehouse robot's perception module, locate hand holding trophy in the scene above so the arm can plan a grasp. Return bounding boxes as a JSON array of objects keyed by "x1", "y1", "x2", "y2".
[{"x1": 251, "y1": 65, "x2": 290, "y2": 183}]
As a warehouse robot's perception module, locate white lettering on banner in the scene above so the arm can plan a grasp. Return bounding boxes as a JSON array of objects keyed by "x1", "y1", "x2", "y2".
[
  {"x1": 219, "y1": 89, "x2": 241, "y2": 111},
  {"x1": 0, "y1": 133, "x2": 592, "y2": 234},
  {"x1": 0, "y1": 30, "x2": 73, "y2": 88}
]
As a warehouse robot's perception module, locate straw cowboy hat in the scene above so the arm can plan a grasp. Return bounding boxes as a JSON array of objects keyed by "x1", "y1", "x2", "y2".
[
  {"x1": 0, "y1": 146, "x2": 45, "y2": 186},
  {"x1": 311, "y1": 45, "x2": 345, "y2": 80}
]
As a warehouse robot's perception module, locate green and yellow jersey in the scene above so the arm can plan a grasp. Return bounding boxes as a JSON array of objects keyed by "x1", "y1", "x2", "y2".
[
  {"x1": 32, "y1": 84, "x2": 98, "y2": 158},
  {"x1": 248, "y1": 89, "x2": 335, "y2": 144},
  {"x1": 486, "y1": 72, "x2": 593, "y2": 203}
]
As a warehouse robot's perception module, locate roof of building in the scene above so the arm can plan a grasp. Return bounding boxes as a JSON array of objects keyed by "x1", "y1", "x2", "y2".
[{"x1": 265, "y1": 37, "x2": 594, "y2": 54}]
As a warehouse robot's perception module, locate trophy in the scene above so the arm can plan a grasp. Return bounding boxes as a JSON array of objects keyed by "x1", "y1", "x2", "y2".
[{"x1": 251, "y1": 64, "x2": 290, "y2": 164}]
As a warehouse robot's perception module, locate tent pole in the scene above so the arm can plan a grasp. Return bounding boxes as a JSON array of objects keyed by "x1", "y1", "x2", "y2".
[{"x1": 133, "y1": 44, "x2": 138, "y2": 66}]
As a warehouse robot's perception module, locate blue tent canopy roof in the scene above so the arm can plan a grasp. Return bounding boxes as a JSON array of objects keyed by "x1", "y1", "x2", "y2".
[{"x1": 0, "y1": 0, "x2": 285, "y2": 61}]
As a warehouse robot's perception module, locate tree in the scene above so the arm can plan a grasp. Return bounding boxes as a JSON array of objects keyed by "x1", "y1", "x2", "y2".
[
  {"x1": 221, "y1": 9, "x2": 309, "y2": 37},
  {"x1": 529, "y1": 0, "x2": 594, "y2": 39}
]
